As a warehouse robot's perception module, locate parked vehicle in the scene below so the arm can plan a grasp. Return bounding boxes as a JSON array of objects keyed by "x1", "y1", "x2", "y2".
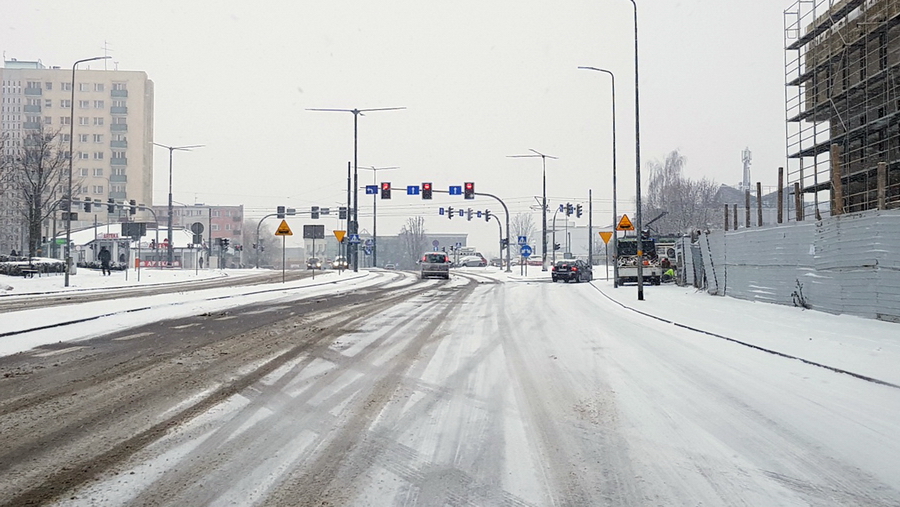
[
  {"x1": 551, "y1": 259, "x2": 592, "y2": 283},
  {"x1": 384, "y1": 263, "x2": 397, "y2": 270},
  {"x1": 616, "y1": 237, "x2": 661, "y2": 285},
  {"x1": 420, "y1": 252, "x2": 450, "y2": 279},
  {"x1": 306, "y1": 257, "x2": 322, "y2": 270},
  {"x1": 458, "y1": 254, "x2": 487, "y2": 267},
  {"x1": 333, "y1": 256, "x2": 348, "y2": 269}
]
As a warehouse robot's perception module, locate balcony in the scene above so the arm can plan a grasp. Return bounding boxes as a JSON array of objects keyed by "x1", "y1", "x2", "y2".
[
  {"x1": 110, "y1": 124, "x2": 128, "y2": 132},
  {"x1": 110, "y1": 106, "x2": 128, "y2": 115},
  {"x1": 24, "y1": 87, "x2": 42, "y2": 96},
  {"x1": 110, "y1": 174, "x2": 127, "y2": 183},
  {"x1": 111, "y1": 157, "x2": 128, "y2": 166},
  {"x1": 110, "y1": 140, "x2": 128, "y2": 148},
  {"x1": 110, "y1": 89, "x2": 128, "y2": 98},
  {"x1": 109, "y1": 191, "x2": 127, "y2": 200},
  {"x1": 24, "y1": 105, "x2": 41, "y2": 113},
  {"x1": 23, "y1": 122, "x2": 41, "y2": 130}
]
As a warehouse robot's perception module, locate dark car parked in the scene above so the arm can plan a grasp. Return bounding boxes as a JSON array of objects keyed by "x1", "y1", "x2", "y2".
[{"x1": 551, "y1": 259, "x2": 592, "y2": 283}]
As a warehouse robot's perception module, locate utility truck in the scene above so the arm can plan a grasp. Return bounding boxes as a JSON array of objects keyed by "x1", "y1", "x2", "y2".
[{"x1": 616, "y1": 237, "x2": 662, "y2": 286}]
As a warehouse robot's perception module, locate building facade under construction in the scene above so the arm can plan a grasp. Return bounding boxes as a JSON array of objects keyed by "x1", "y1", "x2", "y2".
[{"x1": 785, "y1": 0, "x2": 900, "y2": 218}]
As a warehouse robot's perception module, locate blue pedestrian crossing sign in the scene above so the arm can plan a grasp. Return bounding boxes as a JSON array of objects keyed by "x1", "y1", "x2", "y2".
[
  {"x1": 517, "y1": 236, "x2": 527, "y2": 246},
  {"x1": 348, "y1": 234, "x2": 361, "y2": 244},
  {"x1": 520, "y1": 245, "x2": 533, "y2": 258}
]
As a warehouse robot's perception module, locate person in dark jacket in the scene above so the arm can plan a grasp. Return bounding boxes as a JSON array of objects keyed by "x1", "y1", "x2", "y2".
[{"x1": 98, "y1": 246, "x2": 112, "y2": 275}]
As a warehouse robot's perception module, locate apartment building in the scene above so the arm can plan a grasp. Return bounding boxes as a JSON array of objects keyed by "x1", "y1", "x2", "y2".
[
  {"x1": 149, "y1": 204, "x2": 245, "y2": 247},
  {"x1": 0, "y1": 58, "x2": 154, "y2": 255}
]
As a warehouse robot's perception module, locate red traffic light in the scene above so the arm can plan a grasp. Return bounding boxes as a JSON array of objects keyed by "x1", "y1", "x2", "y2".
[
  {"x1": 422, "y1": 182, "x2": 433, "y2": 200},
  {"x1": 380, "y1": 182, "x2": 391, "y2": 199},
  {"x1": 464, "y1": 181, "x2": 475, "y2": 199}
]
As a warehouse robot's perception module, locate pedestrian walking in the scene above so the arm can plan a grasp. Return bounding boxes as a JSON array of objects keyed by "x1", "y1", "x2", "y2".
[{"x1": 99, "y1": 246, "x2": 112, "y2": 276}]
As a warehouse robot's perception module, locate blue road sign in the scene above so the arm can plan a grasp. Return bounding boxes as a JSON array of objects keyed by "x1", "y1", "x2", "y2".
[
  {"x1": 432, "y1": 240, "x2": 440, "y2": 247},
  {"x1": 365, "y1": 185, "x2": 378, "y2": 195},
  {"x1": 365, "y1": 238, "x2": 374, "y2": 247},
  {"x1": 439, "y1": 208, "x2": 445, "y2": 215},
  {"x1": 449, "y1": 186, "x2": 462, "y2": 196},
  {"x1": 458, "y1": 210, "x2": 465, "y2": 217},
  {"x1": 348, "y1": 234, "x2": 361, "y2": 244},
  {"x1": 407, "y1": 185, "x2": 420, "y2": 195},
  {"x1": 476, "y1": 211, "x2": 483, "y2": 218},
  {"x1": 363, "y1": 247, "x2": 372, "y2": 255},
  {"x1": 520, "y1": 245, "x2": 533, "y2": 258},
  {"x1": 517, "y1": 236, "x2": 527, "y2": 246}
]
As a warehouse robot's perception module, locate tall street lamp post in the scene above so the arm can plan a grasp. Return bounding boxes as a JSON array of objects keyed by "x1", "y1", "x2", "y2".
[
  {"x1": 578, "y1": 66, "x2": 619, "y2": 288},
  {"x1": 307, "y1": 107, "x2": 405, "y2": 272},
  {"x1": 359, "y1": 165, "x2": 398, "y2": 268},
  {"x1": 65, "y1": 55, "x2": 110, "y2": 287},
  {"x1": 629, "y1": 0, "x2": 645, "y2": 300},
  {"x1": 508, "y1": 149, "x2": 556, "y2": 271},
  {"x1": 152, "y1": 142, "x2": 203, "y2": 267}
]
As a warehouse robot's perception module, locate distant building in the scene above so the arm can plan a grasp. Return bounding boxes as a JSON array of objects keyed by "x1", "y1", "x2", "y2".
[
  {"x1": 0, "y1": 58, "x2": 154, "y2": 255},
  {"x1": 149, "y1": 204, "x2": 245, "y2": 248}
]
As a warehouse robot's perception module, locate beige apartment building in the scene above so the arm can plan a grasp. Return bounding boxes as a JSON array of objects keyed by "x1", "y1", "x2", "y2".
[{"x1": 0, "y1": 58, "x2": 153, "y2": 255}]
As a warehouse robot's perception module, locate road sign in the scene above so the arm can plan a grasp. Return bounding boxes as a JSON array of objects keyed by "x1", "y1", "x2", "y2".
[
  {"x1": 449, "y1": 186, "x2": 462, "y2": 196},
  {"x1": 363, "y1": 247, "x2": 372, "y2": 255},
  {"x1": 275, "y1": 220, "x2": 293, "y2": 236},
  {"x1": 320, "y1": 207, "x2": 330, "y2": 215},
  {"x1": 334, "y1": 230, "x2": 346, "y2": 242},
  {"x1": 432, "y1": 240, "x2": 440, "y2": 248},
  {"x1": 616, "y1": 214, "x2": 635, "y2": 231},
  {"x1": 303, "y1": 224, "x2": 325, "y2": 239},
  {"x1": 348, "y1": 234, "x2": 361, "y2": 244},
  {"x1": 517, "y1": 235, "x2": 527, "y2": 246},
  {"x1": 599, "y1": 231, "x2": 613, "y2": 244},
  {"x1": 407, "y1": 185, "x2": 420, "y2": 195},
  {"x1": 365, "y1": 185, "x2": 378, "y2": 195},
  {"x1": 365, "y1": 238, "x2": 374, "y2": 247},
  {"x1": 191, "y1": 222, "x2": 204, "y2": 234},
  {"x1": 520, "y1": 245, "x2": 533, "y2": 258}
]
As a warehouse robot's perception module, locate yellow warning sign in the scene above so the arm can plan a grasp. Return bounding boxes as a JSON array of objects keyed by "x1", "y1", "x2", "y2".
[
  {"x1": 616, "y1": 214, "x2": 634, "y2": 231},
  {"x1": 599, "y1": 231, "x2": 613, "y2": 244},
  {"x1": 275, "y1": 220, "x2": 293, "y2": 236},
  {"x1": 333, "y1": 230, "x2": 346, "y2": 242}
]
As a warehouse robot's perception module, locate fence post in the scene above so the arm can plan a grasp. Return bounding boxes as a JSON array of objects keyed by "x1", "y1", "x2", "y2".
[
  {"x1": 830, "y1": 144, "x2": 843, "y2": 216},
  {"x1": 757, "y1": 182, "x2": 763, "y2": 227},
  {"x1": 794, "y1": 183, "x2": 803, "y2": 221},
  {"x1": 724, "y1": 204, "x2": 730, "y2": 231},
  {"x1": 745, "y1": 190, "x2": 751, "y2": 228},
  {"x1": 733, "y1": 204, "x2": 738, "y2": 230},
  {"x1": 877, "y1": 162, "x2": 887, "y2": 210},
  {"x1": 778, "y1": 167, "x2": 784, "y2": 223}
]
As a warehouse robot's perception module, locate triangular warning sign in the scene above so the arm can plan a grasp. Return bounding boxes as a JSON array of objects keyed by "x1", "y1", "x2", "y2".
[
  {"x1": 616, "y1": 214, "x2": 634, "y2": 231},
  {"x1": 333, "y1": 230, "x2": 346, "y2": 242},
  {"x1": 599, "y1": 231, "x2": 613, "y2": 244},
  {"x1": 274, "y1": 220, "x2": 293, "y2": 236}
]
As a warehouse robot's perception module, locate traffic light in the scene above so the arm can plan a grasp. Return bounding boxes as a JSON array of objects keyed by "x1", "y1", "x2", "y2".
[
  {"x1": 422, "y1": 182, "x2": 432, "y2": 200},
  {"x1": 107, "y1": 198, "x2": 115, "y2": 214},
  {"x1": 464, "y1": 182, "x2": 475, "y2": 199},
  {"x1": 83, "y1": 199, "x2": 92, "y2": 212},
  {"x1": 311, "y1": 206, "x2": 320, "y2": 219},
  {"x1": 446, "y1": 206, "x2": 454, "y2": 219},
  {"x1": 381, "y1": 182, "x2": 391, "y2": 199},
  {"x1": 129, "y1": 199, "x2": 137, "y2": 215},
  {"x1": 501, "y1": 238, "x2": 509, "y2": 248},
  {"x1": 565, "y1": 203, "x2": 573, "y2": 216},
  {"x1": 554, "y1": 243, "x2": 561, "y2": 251},
  {"x1": 576, "y1": 204, "x2": 583, "y2": 218},
  {"x1": 466, "y1": 208, "x2": 473, "y2": 221},
  {"x1": 484, "y1": 209, "x2": 491, "y2": 222},
  {"x1": 61, "y1": 197, "x2": 70, "y2": 212},
  {"x1": 222, "y1": 238, "x2": 230, "y2": 248},
  {"x1": 277, "y1": 205, "x2": 285, "y2": 219},
  {"x1": 339, "y1": 206, "x2": 348, "y2": 220}
]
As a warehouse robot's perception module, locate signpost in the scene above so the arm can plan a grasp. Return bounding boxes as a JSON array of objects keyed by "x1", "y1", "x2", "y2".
[
  {"x1": 520, "y1": 244, "x2": 532, "y2": 276},
  {"x1": 274, "y1": 220, "x2": 293, "y2": 282},
  {"x1": 599, "y1": 231, "x2": 614, "y2": 280}
]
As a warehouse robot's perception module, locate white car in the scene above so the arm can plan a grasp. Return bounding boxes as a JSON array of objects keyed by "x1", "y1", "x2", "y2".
[{"x1": 458, "y1": 255, "x2": 487, "y2": 267}]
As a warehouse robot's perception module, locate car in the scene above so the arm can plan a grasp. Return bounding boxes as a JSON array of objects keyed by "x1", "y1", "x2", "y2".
[
  {"x1": 333, "y1": 256, "x2": 348, "y2": 269},
  {"x1": 551, "y1": 259, "x2": 592, "y2": 283},
  {"x1": 420, "y1": 252, "x2": 450, "y2": 279},
  {"x1": 458, "y1": 254, "x2": 487, "y2": 267},
  {"x1": 306, "y1": 257, "x2": 322, "y2": 270},
  {"x1": 384, "y1": 263, "x2": 396, "y2": 270}
]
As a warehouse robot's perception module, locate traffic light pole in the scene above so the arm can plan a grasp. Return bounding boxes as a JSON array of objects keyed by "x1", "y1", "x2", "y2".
[
  {"x1": 425, "y1": 188, "x2": 512, "y2": 272},
  {"x1": 255, "y1": 213, "x2": 278, "y2": 269}
]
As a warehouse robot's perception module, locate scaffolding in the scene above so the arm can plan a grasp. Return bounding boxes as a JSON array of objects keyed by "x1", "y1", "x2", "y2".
[{"x1": 785, "y1": 0, "x2": 900, "y2": 219}]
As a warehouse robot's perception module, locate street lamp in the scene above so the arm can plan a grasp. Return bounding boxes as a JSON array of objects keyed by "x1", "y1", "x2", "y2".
[
  {"x1": 65, "y1": 55, "x2": 110, "y2": 287},
  {"x1": 307, "y1": 106, "x2": 405, "y2": 272},
  {"x1": 628, "y1": 0, "x2": 645, "y2": 300},
  {"x1": 508, "y1": 149, "x2": 557, "y2": 271},
  {"x1": 152, "y1": 142, "x2": 203, "y2": 267},
  {"x1": 578, "y1": 66, "x2": 619, "y2": 288},
  {"x1": 359, "y1": 165, "x2": 398, "y2": 268}
]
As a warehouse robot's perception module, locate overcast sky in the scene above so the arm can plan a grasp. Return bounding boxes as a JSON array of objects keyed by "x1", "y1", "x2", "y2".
[{"x1": 2, "y1": 0, "x2": 788, "y2": 254}]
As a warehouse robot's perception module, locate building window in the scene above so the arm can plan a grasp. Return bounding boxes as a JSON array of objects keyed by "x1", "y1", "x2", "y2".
[
  {"x1": 94, "y1": 83, "x2": 104, "y2": 92},
  {"x1": 45, "y1": 82, "x2": 52, "y2": 90},
  {"x1": 112, "y1": 167, "x2": 126, "y2": 176},
  {"x1": 79, "y1": 117, "x2": 89, "y2": 125},
  {"x1": 79, "y1": 100, "x2": 90, "y2": 109},
  {"x1": 111, "y1": 184, "x2": 125, "y2": 193},
  {"x1": 79, "y1": 83, "x2": 90, "y2": 92},
  {"x1": 92, "y1": 185, "x2": 104, "y2": 194},
  {"x1": 79, "y1": 134, "x2": 89, "y2": 142},
  {"x1": 112, "y1": 82, "x2": 126, "y2": 91},
  {"x1": 93, "y1": 168, "x2": 104, "y2": 176},
  {"x1": 94, "y1": 134, "x2": 103, "y2": 143},
  {"x1": 60, "y1": 117, "x2": 71, "y2": 125},
  {"x1": 26, "y1": 81, "x2": 41, "y2": 89},
  {"x1": 94, "y1": 100, "x2": 104, "y2": 109},
  {"x1": 44, "y1": 116, "x2": 52, "y2": 124},
  {"x1": 61, "y1": 82, "x2": 71, "y2": 91},
  {"x1": 112, "y1": 117, "x2": 126, "y2": 125},
  {"x1": 60, "y1": 99, "x2": 71, "y2": 108},
  {"x1": 94, "y1": 152, "x2": 104, "y2": 160},
  {"x1": 78, "y1": 152, "x2": 89, "y2": 159},
  {"x1": 212, "y1": 224, "x2": 219, "y2": 231},
  {"x1": 111, "y1": 151, "x2": 125, "y2": 159},
  {"x1": 80, "y1": 168, "x2": 89, "y2": 177},
  {"x1": 44, "y1": 99, "x2": 52, "y2": 108},
  {"x1": 112, "y1": 100, "x2": 126, "y2": 108},
  {"x1": 93, "y1": 117, "x2": 104, "y2": 126}
]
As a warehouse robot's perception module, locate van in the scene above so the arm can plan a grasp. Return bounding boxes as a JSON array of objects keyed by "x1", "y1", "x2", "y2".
[{"x1": 420, "y1": 252, "x2": 450, "y2": 279}]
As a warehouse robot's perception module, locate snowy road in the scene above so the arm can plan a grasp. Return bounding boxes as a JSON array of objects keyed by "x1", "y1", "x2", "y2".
[{"x1": 1, "y1": 269, "x2": 898, "y2": 506}]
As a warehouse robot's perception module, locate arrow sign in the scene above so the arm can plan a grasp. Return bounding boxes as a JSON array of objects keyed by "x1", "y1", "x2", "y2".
[
  {"x1": 275, "y1": 220, "x2": 293, "y2": 236},
  {"x1": 520, "y1": 245, "x2": 533, "y2": 258},
  {"x1": 449, "y1": 186, "x2": 462, "y2": 196},
  {"x1": 407, "y1": 185, "x2": 420, "y2": 195},
  {"x1": 365, "y1": 185, "x2": 378, "y2": 195},
  {"x1": 334, "y1": 230, "x2": 346, "y2": 242},
  {"x1": 616, "y1": 214, "x2": 635, "y2": 231}
]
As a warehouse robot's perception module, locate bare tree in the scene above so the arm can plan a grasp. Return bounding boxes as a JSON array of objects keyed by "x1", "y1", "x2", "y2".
[
  {"x1": 642, "y1": 150, "x2": 719, "y2": 235},
  {"x1": 244, "y1": 218, "x2": 282, "y2": 268},
  {"x1": 398, "y1": 216, "x2": 427, "y2": 267},
  {"x1": 510, "y1": 212, "x2": 536, "y2": 242},
  {"x1": 9, "y1": 124, "x2": 69, "y2": 257}
]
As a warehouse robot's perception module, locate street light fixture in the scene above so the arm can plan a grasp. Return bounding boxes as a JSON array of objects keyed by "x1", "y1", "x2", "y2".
[
  {"x1": 65, "y1": 55, "x2": 111, "y2": 287},
  {"x1": 628, "y1": 0, "x2": 645, "y2": 300},
  {"x1": 307, "y1": 106, "x2": 405, "y2": 272},
  {"x1": 359, "y1": 165, "x2": 398, "y2": 268},
  {"x1": 578, "y1": 65, "x2": 619, "y2": 288},
  {"x1": 508, "y1": 149, "x2": 557, "y2": 271},
  {"x1": 152, "y1": 142, "x2": 204, "y2": 267}
]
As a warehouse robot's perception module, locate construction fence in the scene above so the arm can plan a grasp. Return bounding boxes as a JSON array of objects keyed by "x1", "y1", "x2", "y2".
[{"x1": 677, "y1": 209, "x2": 900, "y2": 323}]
